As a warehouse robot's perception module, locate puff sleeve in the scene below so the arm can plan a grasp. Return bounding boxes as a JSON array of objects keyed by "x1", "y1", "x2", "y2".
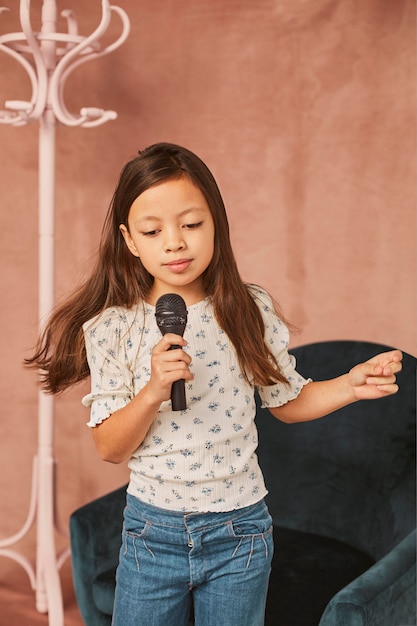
[
  {"x1": 81, "y1": 308, "x2": 136, "y2": 427},
  {"x1": 251, "y1": 286, "x2": 311, "y2": 408}
]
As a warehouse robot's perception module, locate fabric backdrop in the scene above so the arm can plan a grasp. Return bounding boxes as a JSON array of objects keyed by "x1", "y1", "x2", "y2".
[{"x1": 0, "y1": 0, "x2": 415, "y2": 622}]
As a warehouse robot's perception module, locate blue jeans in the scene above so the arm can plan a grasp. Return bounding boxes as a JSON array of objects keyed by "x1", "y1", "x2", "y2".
[{"x1": 112, "y1": 495, "x2": 274, "y2": 626}]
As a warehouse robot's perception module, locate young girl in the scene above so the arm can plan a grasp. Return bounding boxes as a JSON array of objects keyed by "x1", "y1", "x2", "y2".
[{"x1": 27, "y1": 142, "x2": 402, "y2": 626}]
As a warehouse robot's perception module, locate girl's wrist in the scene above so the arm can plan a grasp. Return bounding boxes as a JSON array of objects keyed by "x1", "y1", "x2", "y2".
[
  {"x1": 134, "y1": 383, "x2": 164, "y2": 414},
  {"x1": 344, "y1": 371, "x2": 363, "y2": 404}
]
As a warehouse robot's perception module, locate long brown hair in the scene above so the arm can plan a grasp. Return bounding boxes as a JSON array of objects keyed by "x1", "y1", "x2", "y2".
[{"x1": 26, "y1": 143, "x2": 288, "y2": 393}]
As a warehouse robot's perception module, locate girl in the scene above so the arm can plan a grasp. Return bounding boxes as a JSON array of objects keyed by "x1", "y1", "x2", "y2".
[{"x1": 27, "y1": 143, "x2": 402, "y2": 626}]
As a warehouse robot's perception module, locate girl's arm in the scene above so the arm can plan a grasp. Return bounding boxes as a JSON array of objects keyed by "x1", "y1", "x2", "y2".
[
  {"x1": 92, "y1": 334, "x2": 194, "y2": 463},
  {"x1": 269, "y1": 349, "x2": 403, "y2": 424}
]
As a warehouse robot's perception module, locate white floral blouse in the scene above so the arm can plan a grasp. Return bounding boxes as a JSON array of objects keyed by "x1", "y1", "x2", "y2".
[{"x1": 82, "y1": 286, "x2": 310, "y2": 512}]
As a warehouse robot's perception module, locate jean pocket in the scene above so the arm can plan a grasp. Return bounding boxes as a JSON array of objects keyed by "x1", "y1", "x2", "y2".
[
  {"x1": 229, "y1": 504, "x2": 273, "y2": 539},
  {"x1": 230, "y1": 520, "x2": 273, "y2": 539},
  {"x1": 227, "y1": 507, "x2": 274, "y2": 570},
  {"x1": 123, "y1": 504, "x2": 152, "y2": 539},
  {"x1": 123, "y1": 519, "x2": 152, "y2": 539}
]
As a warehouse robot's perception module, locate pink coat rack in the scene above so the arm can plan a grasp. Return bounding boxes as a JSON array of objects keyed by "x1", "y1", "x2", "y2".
[{"x1": 0, "y1": 2, "x2": 130, "y2": 623}]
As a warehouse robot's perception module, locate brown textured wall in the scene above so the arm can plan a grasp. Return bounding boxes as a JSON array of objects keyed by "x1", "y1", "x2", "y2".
[{"x1": 0, "y1": 0, "x2": 415, "y2": 620}]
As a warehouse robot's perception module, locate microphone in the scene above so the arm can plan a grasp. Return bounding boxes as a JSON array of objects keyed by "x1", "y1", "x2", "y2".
[{"x1": 155, "y1": 293, "x2": 188, "y2": 411}]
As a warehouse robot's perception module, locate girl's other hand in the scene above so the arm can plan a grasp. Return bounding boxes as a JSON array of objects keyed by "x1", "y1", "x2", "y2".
[{"x1": 348, "y1": 350, "x2": 403, "y2": 400}]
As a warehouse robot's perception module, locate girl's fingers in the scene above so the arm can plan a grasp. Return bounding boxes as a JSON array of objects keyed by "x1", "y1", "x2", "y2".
[
  {"x1": 375, "y1": 384, "x2": 399, "y2": 395},
  {"x1": 155, "y1": 333, "x2": 188, "y2": 351},
  {"x1": 366, "y1": 375, "x2": 397, "y2": 386},
  {"x1": 370, "y1": 351, "x2": 403, "y2": 371},
  {"x1": 368, "y1": 358, "x2": 402, "y2": 379}
]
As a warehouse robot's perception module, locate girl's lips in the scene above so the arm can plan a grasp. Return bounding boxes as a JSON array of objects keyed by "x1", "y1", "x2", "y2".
[{"x1": 165, "y1": 259, "x2": 192, "y2": 273}]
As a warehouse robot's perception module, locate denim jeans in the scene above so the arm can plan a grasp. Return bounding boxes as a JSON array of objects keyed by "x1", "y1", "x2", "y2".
[{"x1": 112, "y1": 495, "x2": 274, "y2": 626}]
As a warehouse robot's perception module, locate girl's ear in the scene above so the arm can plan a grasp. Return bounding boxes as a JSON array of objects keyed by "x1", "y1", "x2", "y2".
[{"x1": 119, "y1": 224, "x2": 140, "y2": 257}]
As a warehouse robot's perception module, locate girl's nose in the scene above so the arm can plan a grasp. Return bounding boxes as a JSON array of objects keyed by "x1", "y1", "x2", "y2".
[{"x1": 164, "y1": 230, "x2": 185, "y2": 252}]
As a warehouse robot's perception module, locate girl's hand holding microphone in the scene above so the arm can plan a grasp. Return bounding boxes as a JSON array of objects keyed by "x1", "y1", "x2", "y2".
[{"x1": 148, "y1": 334, "x2": 194, "y2": 405}]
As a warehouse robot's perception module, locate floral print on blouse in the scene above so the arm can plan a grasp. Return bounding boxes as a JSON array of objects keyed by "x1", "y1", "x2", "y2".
[{"x1": 82, "y1": 286, "x2": 310, "y2": 512}]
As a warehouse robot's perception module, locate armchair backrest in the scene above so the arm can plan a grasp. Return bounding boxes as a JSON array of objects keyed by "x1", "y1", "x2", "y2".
[{"x1": 256, "y1": 340, "x2": 416, "y2": 560}]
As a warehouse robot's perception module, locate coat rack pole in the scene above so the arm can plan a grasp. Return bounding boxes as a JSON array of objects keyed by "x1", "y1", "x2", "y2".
[
  {"x1": 0, "y1": 2, "x2": 130, "y2": 623},
  {"x1": 36, "y1": 102, "x2": 59, "y2": 616}
]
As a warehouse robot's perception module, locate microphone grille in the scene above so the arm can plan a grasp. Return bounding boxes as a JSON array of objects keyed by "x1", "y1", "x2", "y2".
[{"x1": 155, "y1": 293, "x2": 187, "y2": 316}]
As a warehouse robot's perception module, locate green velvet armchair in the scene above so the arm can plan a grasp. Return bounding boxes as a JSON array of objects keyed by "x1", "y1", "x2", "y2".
[{"x1": 70, "y1": 341, "x2": 416, "y2": 626}]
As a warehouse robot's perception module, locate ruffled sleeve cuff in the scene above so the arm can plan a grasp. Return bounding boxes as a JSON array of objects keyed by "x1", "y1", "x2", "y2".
[
  {"x1": 82, "y1": 391, "x2": 133, "y2": 427},
  {"x1": 257, "y1": 353, "x2": 311, "y2": 408}
]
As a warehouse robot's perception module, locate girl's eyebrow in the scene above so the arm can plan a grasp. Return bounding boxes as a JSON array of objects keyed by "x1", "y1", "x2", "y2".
[{"x1": 134, "y1": 207, "x2": 206, "y2": 225}]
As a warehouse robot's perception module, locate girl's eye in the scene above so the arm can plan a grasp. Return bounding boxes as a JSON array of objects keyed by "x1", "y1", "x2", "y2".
[
  {"x1": 142, "y1": 230, "x2": 160, "y2": 237},
  {"x1": 184, "y1": 222, "x2": 203, "y2": 229}
]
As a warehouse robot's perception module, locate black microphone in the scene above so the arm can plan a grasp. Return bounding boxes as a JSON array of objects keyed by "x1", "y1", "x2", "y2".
[{"x1": 155, "y1": 293, "x2": 188, "y2": 411}]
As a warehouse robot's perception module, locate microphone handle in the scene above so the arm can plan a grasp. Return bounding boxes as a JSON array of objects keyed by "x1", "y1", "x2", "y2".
[
  {"x1": 171, "y1": 379, "x2": 186, "y2": 411},
  {"x1": 169, "y1": 344, "x2": 186, "y2": 411}
]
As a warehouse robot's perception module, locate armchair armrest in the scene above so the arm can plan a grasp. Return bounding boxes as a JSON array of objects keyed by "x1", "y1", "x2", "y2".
[
  {"x1": 319, "y1": 530, "x2": 416, "y2": 626},
  {"x1": 69, "y1": 485, "x2": 127, "y2": 626}
]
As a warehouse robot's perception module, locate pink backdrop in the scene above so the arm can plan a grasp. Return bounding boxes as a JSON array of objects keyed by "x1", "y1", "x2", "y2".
[{"x1": 0, "y1": 0, "x2": 415, "y2": 623}]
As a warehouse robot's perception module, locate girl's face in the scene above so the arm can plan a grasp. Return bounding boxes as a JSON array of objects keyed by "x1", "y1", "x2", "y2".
[{"x1": 120, "y1": 176, "x2": 215, "y2": 305}]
